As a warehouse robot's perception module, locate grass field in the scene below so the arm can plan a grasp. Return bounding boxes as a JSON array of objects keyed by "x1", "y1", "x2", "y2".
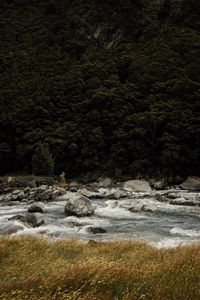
[{"x1": 0, "y1": 237, "x2": 200, "y2": 299}]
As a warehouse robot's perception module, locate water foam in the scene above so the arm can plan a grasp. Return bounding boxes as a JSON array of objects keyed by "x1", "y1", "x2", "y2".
[
  {"x1": 170, "y1": 227, "x2": 200, "y2": 237},
  {"x1": 153, "y1": 237, "x2": 188, "y2": 249}
]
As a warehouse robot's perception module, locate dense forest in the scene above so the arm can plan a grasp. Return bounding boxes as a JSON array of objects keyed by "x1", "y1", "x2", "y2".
[{"x1": 0, "y1": 0, "x2": 200, "y2": 179}]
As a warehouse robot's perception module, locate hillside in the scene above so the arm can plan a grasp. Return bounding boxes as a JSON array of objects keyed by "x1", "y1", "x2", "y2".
[{"x1": 0, "y1": 0, "x2": 200, "y2": 179}]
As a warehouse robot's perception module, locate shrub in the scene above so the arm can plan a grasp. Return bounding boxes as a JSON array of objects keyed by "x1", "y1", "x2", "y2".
[{"x1": 32, "y1": 144, "x2": 54, "y2": 176}]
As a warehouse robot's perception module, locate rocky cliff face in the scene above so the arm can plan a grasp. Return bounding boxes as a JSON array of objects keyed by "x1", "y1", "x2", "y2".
[
  {"x1": 65, "y1": 0, "x2": 143, "y2": 48},
  {"x1": 67, "y1": 0, "x2": 200, "y2": 48}
]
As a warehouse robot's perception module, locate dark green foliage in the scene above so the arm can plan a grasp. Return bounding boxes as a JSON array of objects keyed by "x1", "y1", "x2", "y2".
[
  {"x1": 0, "y1": 0, "x2": 200, "y2": 179},
  {"x1": 46, "y1": 0, "x2": 57, "y2": 15},
  {"x1": 32, "y1": 144, "x2": 54, "y2": 176}
]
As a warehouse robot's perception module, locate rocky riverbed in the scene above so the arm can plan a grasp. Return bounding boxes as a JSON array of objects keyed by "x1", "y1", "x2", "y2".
[{"x1": 1, "y1": 178, "x2": 200, "y2": 248}]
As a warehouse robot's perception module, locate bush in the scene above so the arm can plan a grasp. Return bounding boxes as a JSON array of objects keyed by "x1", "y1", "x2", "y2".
[{"x1": 32, "y1": 144, "x2": 54, "y2": 176}]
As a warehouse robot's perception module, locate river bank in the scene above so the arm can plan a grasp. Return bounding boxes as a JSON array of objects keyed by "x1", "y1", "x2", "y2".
[{"x1": 0, "y1": 237, "x2": 200, "y2": 300}]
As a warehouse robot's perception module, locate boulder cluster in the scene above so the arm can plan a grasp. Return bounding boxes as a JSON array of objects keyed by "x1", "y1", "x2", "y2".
[
  {"x1": 155, "y1": 190, "x2": 200, "y2": 206},
  {"x1": 0, "y1": 177, "x2": 200, "y2": 234},
  {"x1": 0, "y1": 185, "x2": 67, "y2": 204}
]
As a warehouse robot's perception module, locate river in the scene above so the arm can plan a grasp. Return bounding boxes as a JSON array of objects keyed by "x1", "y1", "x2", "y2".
[{"x1": 1, "y1": 191, "x2": 200, "y2": 248}]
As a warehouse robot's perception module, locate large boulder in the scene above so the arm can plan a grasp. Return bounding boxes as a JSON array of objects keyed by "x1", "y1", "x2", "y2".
[
  {"x1": 180, "y1": 177, "x2": 200, "y2": 191},
  {"x1": 64, "y1": 194, "x2": 94, "y2": 217},
  {"x1": 24, "y1": 212, "x2": 45, "y2": 227},
  {"x1": 123, "y1": 180, "x2": 152, "y2": 192}
]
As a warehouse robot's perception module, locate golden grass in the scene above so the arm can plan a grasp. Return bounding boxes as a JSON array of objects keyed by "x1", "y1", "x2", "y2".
[{"x1": 0, "y1": 237, "x2": 200, "y2": 299}]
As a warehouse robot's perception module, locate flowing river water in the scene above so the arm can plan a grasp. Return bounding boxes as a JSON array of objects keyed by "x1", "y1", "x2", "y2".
[{"x1": 1, "y1": 192, "x2": 200, "y2": 248}]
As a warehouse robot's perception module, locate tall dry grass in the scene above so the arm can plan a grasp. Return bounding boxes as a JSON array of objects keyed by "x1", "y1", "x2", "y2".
[{"x1": 0, "y1": 237, "x2": 200, "y2": 299}]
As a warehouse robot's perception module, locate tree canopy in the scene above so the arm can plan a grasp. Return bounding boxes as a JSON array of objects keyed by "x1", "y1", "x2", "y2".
[{"x1": 0, "y1": 0, "x2": 200, "y2": 179}]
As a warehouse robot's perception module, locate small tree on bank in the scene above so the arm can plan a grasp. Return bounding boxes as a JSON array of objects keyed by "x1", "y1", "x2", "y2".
[{"x1": 32, "y1": 143, "x2": 54, "y2": 176}]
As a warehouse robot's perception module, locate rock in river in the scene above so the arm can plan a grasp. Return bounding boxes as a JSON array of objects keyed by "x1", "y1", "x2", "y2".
[
  {"x1": 8, "y1": 215, "x2": 24, "y2": 221},
  {"x1": 123, "y1": 180, "x2": 152, "y2": 192},
  {"x1": 28, "y1": 205, "x2": 44, "y2": 213},
  {"x1": 141, "y1": 204, "x2": 157, "y2": 213},
  {"x1": 87, "y1": 227, "x2": 107, "y2": 234},
  {"x1": 24, "y1": 212, "x2": 45, "y2": 227},
  {"x1": 170, "y1": 197, "x2": 200, "y2": 206},
  {"x1": 129, "y1": 206, "x2": 142, "y2": 213},
  {"x1": 64, "y1": 194, "x2": 94, "y2": 217}
]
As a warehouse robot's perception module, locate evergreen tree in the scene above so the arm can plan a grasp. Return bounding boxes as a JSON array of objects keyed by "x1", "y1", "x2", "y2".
[{"x1": 32, "y1": 144, "x2": 54, "y2": 176}]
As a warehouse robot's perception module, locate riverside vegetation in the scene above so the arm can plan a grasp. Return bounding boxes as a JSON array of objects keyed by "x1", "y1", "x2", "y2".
[
  {"x1": 0, "y1": 237, "x2": 200, "y2": 300},
  {"x1": 0, "y1": 0, "x2": 200, "y2": 179}
]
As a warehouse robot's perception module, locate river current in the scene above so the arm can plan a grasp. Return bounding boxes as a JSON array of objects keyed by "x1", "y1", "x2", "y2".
[{"x1": 1, "y1": 193, "x2": 200, "y2": 248}]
